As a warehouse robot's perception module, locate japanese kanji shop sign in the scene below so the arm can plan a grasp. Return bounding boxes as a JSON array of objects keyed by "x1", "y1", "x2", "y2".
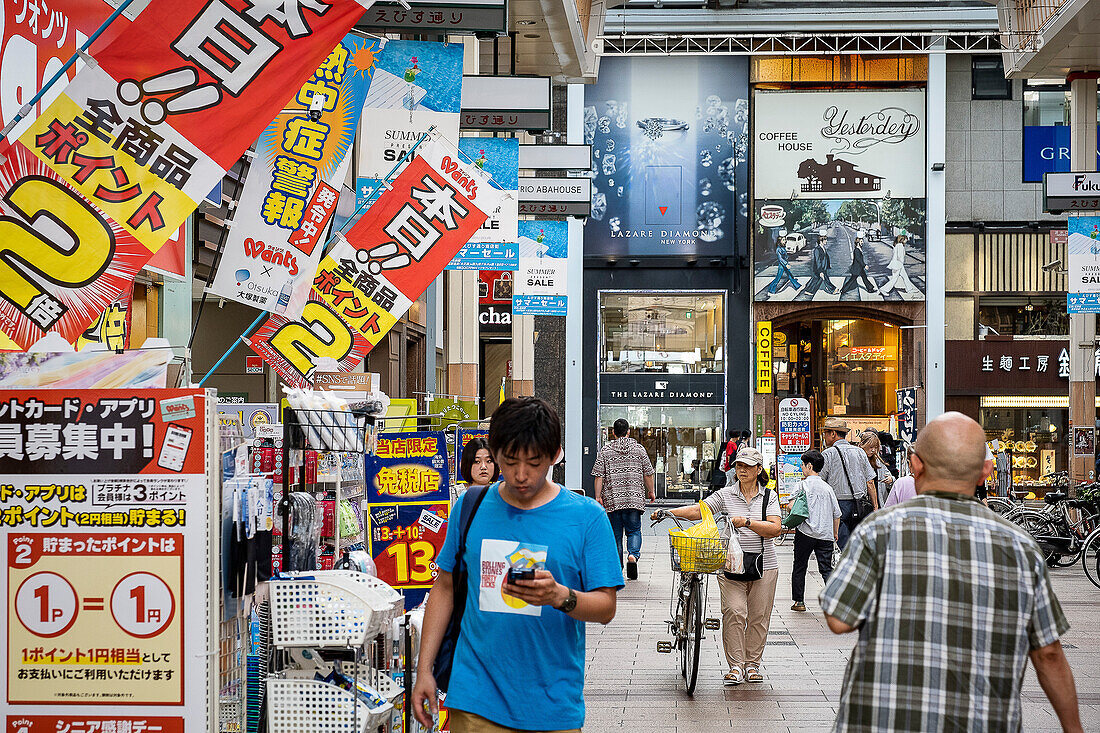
[
  {"x1": 945, "y1": 340, "x2": 1092, "y2": 394},
  {"x1": 248, "y1": 134, "x2": 505, "y2": 387},
  {"x1": 0, "y1": 0, "x2": 367, "y2": 348},
  {"x1": 209, "y1": 34, "x2": 383, "y2": 319},
  {"x1": 460, "y1": 75, "x2": 550, "y2": 131},
  {"x1": 0, "y1": 389, "x2": 214, "y2": 730},
  {"x1": 366, "y1": 431, "x2": 451, "y2": 610}
]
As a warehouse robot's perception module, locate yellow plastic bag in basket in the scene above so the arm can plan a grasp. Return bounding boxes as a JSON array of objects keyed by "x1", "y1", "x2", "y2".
[{"x1": 669, "y1": 501, "x2": 726, "y2": 573}]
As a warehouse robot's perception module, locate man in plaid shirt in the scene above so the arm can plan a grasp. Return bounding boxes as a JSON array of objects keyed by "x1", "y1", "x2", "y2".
[{"x1": 820, "y1": 412, "x2": 1082, "y2": 732}]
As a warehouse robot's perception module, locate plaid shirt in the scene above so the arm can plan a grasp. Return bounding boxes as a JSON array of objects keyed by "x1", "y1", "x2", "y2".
[{"x1": 820, "y1": 491, "x2": 1069, "y2": 733}]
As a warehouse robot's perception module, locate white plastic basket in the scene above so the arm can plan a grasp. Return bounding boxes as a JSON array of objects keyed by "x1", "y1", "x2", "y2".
[
  {"x1": 267, "y1": 678, "x2": 393, "y2": 733},
  {"x1": 271, "y1": 571, "x2": 403, "y2": 648},
  {"x1": 338, "y1": 663, "x2": 404, "y2": 702}
]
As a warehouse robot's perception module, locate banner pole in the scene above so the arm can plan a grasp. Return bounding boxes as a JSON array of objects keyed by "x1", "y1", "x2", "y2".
[
  {"x1": 0, "y1": 0, "x2": 138, "y2": 141},
  {"x1": 196, "y1": 312, "x2": 265, "y2": 387}
]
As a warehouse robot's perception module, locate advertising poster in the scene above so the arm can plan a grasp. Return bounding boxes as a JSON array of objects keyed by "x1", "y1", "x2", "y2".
[
  {"x1": 1067, "y1": 216, "x2": 1100, "y2": 314},
  {"x1": 0, "y1": 0, "x2": 367, "y2": 347},
  {"x1": 306, "y1": 136, "x2": 504, "y2": 354},
  {"x1": 355, "y1": 40, "x2": 464, "y2": 211},
  {"x1": 446, "y1": 136, "x2": 519, "y2": 269},
  {"x1": 75, "y1": 285, "x2": 133, "y2": 352},
  {"x1": 778, "y1": 453, "x2": 803, "y2": 503},
  {"x1": 245, "y1": 293, "x2": 373, "y2": 389},
  {"x1": 478, "y1": 270, "x2": 513, "y2": 333},
  {"x1": 514, "y1": 220, "x2": 568, "y2": 315},
  {"x1": 583, "y1": 56, "x2": 749, "y2": 257},
  {"x1": 366, "y1": 431, "x2": 451, "y2": 505},
  {"x1": 1023, "y1": 124, "x2": 1100, "y2": 183},
  {"x1": 895, "y1": 387, "x2": 917, "y2": 444},
  {"x1": 216, "y1": 402, "x2": 277, "y2": 439},
  {"x1": 778, "y1": 397, "x2": 811, "y2": 453},
  {"x1": 753, "y1": 89, "x2": 926, "y2": 303},
  {"x1": 366, "y1": 431, "x2": 452, "y2": 609},
  {"x1": 0, "y1": 389, "x2": 212, "y2": 729},
  {"x1": 366, "y1": 501, "x2": 450, "y2": 610},
  {"x1": 208, "y1": 35, "x2": 383, "y2": 318}
]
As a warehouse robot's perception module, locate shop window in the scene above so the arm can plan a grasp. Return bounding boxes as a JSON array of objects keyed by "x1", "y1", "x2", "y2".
[
  {"x1": 599, "y1": 292, "x2": 724, "y2": 374},
  {"x1": 977, "y1": 297, "x2": 1068, "y2": 337},
  {"x1": 1022, "y1": 80, "x2": 1100, "y2": 126},
  {"x1": 823, "y1": 319, "x2": 900, "y2": 418},
  {"x1": 751, "y1": 55, "x2": 928, "y2": 84},
  {"x1": 599, "y1": 405, "x2": 724, "y2": 500},
  {"x1": 979, "y1": 406, "x2": 1066, "y2": 487},
  {"x1": 971, "y1": 56, "x2": 1012, "y2": 100}
]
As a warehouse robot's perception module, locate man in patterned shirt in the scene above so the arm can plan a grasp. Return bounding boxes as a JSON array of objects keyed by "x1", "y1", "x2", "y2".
[
  {"x1": 592, "y1": 419, "x2": 655, "y2": 580},
  {"x1": 820, "y1": 412, "x2": 1082, "y2": 733}
]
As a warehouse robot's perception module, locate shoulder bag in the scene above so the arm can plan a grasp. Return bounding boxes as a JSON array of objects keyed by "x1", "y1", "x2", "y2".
[
  {"x1": 781, "y1": 489, "x2": 809, "y2": 529},
  {"x1": 722, "y1": 487, "x2": 770, "y2": 582},
  {"x1": 431, "y1": 483, "x2": 491, "y2": 693},
  {"x1": 838, "y1": 448, "x2": 874, "y2": 521}
]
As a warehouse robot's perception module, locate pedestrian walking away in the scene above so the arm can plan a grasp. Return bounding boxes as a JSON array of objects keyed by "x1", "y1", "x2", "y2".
[
  {"x1": 883, "y1": 444, "x2": 917, "y2": 508},
  {"x1": 818, "y1": 417, "x2": 878, "y2": 550},
  {"x1": 787, "y1": 449, "x2": 841, "y2": 612},
  {"x1": 413, "y1": 397, "x2": 623, "y2": 733},
  {"x1": 657, "y1": 447, "x2": 781, "y2": 686},
  {"x1": 820, "y1": 412, "x2": 1083, "y2": 733},
  {"x1": 592, "y1": 418, "x2": 656, "y2": 580}
]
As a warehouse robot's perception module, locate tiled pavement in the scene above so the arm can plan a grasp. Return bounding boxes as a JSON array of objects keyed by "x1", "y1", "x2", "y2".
[{"x1": 584, "y1": 523, "x2": 1100, "y2": 732}]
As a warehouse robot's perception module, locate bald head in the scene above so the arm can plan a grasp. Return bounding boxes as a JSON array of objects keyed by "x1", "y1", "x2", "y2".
[{"x1": 912, "y1": 412, "x2": 987, "y2": 493}]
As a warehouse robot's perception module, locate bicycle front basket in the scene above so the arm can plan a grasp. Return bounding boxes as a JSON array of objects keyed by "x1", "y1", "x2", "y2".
[{"x1": 669, "y1": 532, "x2": 726, "y2": 573}]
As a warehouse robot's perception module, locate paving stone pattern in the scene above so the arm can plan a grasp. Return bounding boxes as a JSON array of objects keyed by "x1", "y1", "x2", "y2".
[{"x1": 583, "y1": 523, "x2": 1100, "y2": 732}]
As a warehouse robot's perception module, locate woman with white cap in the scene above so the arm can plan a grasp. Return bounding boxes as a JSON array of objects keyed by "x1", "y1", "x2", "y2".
[{"x1": 653, "y1": 446, "x2": 781, "y2": 685}]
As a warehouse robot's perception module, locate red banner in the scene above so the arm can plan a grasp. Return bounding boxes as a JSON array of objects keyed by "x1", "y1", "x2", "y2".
[{"x1": 0, "y1": 0, "x2": 366, "y2": 347}]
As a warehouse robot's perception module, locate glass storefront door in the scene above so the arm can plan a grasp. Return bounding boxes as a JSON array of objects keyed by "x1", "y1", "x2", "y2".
[{"x1": 598, "y1": 405, "x2": 724, "y2": 502}]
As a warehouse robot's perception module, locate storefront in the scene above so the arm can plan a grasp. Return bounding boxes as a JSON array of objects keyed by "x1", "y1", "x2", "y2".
[
  {"x1": 946, "y1": 339, "x2": 1084, "y2": 492},
  {"x1": 595, "y1": 291, "x2": 727, "y2": 501}
]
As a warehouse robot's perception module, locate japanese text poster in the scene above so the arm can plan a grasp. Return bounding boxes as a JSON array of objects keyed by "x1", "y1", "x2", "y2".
[
  {"x1": 0, "y1": 0, "x2": 367, "y2": 347},
  {"x1": 0, "y1": 389, "x2": 214, "y2": 730},
  {"x1": 513, "y1": 220, "x2": 568, "y2": 315},
  {"x1": 208, "y1": 35, "x2": 384, "y2": 318}
]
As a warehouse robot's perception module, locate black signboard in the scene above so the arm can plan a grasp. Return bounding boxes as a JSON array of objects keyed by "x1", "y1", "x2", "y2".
[{"x1": 600, "y1": 373, "x2": 724, "y2": 405}]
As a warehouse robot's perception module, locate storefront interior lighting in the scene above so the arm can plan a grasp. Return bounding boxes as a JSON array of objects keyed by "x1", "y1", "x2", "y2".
[{"x1": 1024, "y1": 298, "x2": 1034, "y2": 312}]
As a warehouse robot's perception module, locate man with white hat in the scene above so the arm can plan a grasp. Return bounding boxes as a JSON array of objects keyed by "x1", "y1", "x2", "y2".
[{"x1": 818, "y1": 417, "x2": 877, "y2": 550}]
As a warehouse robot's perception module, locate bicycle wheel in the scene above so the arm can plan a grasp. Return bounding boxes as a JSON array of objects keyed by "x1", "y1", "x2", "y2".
[
  {"x1": 1083, "y1": 529, "x2": 1100, "y2": 590},
  {"x1": 1017, "y1": 511, "x2": 1070, "y2": 566},
  {"x1": 673, "y1": 581, "x2": 688, "y2": 679},
  {"x1": 987, "y1": 497, "x2": 1013, "y2": 517},
  {"x1": 683, "y1": 578, "x2": 703, "y2": 695}
]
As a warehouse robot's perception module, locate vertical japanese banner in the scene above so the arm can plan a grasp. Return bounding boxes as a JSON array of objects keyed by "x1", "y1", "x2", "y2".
[
  {"x1": 513, "y1": 220, "x2": 568, "y2": 315},
  {"x1": 0, "y1": 0, "x2": 367, "y2": 348},
  {"x1": 365, "y1": 431, "x2": 450, "y2": 610},
  {"x1": 446, "y1": 137, "x2": 519, "y2": 269},
  {"x1": 355, "y1": 40, "x2": 463, "y2": 213},
  {"x1": 208, "y1": 35, "x2": 384, "y2": 318},
  {"x1": 248, "y1": 136, "x2": 506, "y2": 387},
  {"x1": 0, "y1": 388, "x2": 214, "y2": 730}
]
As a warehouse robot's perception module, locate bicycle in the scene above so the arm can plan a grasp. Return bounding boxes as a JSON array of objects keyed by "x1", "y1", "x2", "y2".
[
  {"x1": 1081, "y1": 524, "x2": 1100, "y2": 589},
  {"x1": 1015, "y1": 488, "x2": 1100, "y2": 567},
  {"x1": 650, "y1": 510, "x2": 725, "y2": 695}
]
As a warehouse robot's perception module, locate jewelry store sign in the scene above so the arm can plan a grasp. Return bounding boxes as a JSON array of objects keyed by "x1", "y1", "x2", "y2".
[{"x1": 600, "y1": 374, "x2": 724, "y2": 406}]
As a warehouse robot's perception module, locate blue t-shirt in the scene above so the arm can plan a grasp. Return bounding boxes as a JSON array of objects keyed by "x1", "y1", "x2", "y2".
[{"x1": 436, "y1": 484, "x2": 622, "y2": 730}]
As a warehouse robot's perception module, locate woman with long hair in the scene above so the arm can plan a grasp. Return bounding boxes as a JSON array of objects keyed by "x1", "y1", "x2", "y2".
[
  {"x1": 859, "y1": 432, "x2": 894, "y2": 507},
  {"x1": 654, "y1": 447, "x2": 781, "y2": 685}
]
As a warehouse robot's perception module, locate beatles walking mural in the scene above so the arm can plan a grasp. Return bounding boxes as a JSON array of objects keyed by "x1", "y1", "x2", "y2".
[{"x1": 753, "y1": 90, "x2": 926, "y2": 302}]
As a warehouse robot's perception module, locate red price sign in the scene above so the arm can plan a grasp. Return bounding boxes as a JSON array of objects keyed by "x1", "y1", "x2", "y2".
[{"x1": 367, "y1": 503, "x2": 449, "y2": 592}]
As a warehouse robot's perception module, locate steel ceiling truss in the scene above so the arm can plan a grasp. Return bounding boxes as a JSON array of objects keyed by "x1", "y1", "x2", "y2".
[{"x1": 596, "y1": 31, "x2": 1039, "y2": 56}]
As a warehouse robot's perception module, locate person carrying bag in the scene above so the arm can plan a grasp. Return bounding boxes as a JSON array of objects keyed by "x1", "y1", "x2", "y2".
[{"x1": 654, "y1": 447, "x2": 781, "y2": 686}]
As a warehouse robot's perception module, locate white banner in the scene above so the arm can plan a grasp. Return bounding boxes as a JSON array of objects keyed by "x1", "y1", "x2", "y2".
[{"x1": 754, "y1": 90, "x2": 926, "y2": 200}]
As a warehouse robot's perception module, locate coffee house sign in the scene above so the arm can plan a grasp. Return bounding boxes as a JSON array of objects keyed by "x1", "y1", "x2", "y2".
[{"x1": 600, "y1": 373, "x2": 724, "y2": 406}]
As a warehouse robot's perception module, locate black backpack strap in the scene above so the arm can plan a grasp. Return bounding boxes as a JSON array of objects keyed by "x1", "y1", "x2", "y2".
[
  {"x1": 761, "y1": 486, "x2": 769, "y2": 521},
  {"x1": 454, "y1": 483, "x2": 492, "y2": 573}
]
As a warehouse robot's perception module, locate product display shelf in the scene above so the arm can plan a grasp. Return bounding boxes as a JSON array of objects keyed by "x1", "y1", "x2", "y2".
[
  {"x1": 270, "y1": 570, "x2": 403, "y2": 648},
  {"x1": 267, "y1": 678, "x2": 392, "y2": 733}
]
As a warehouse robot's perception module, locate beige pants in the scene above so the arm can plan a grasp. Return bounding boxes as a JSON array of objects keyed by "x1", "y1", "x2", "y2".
[
  {"x1": 716, "y1": 568, "x2": 779, "y2": 670},
  {"x1": 450, "y1": 709, "x2": 581, "y2": 733}
]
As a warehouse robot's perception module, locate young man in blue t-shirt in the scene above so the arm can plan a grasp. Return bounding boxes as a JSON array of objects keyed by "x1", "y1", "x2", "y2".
[{"x1": 413, "y1": 397, "x2": 623, "y2": 733}]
